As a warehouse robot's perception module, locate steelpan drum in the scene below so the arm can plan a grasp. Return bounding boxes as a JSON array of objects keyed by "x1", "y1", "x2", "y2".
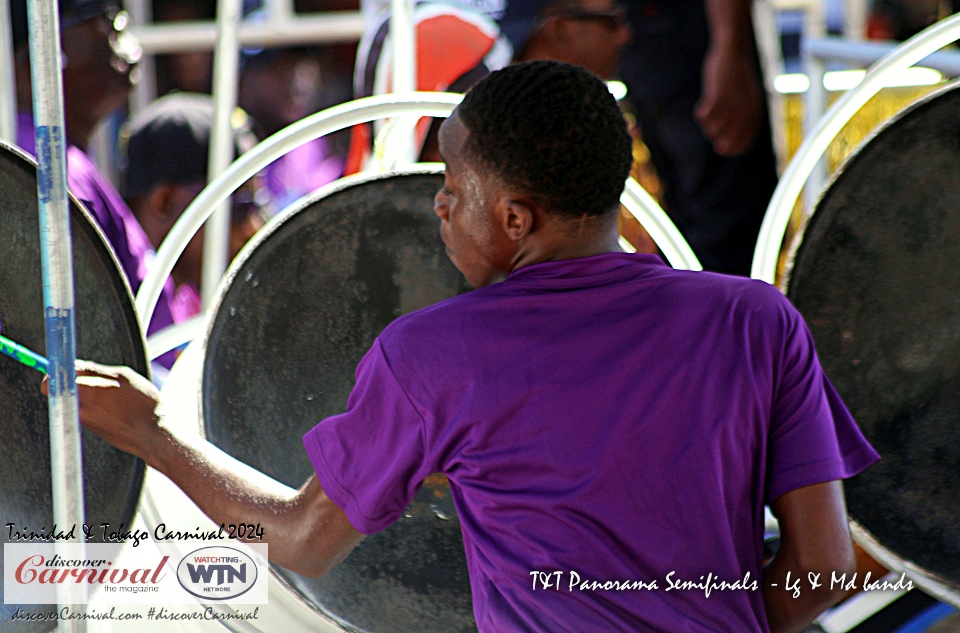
[
  {"x1": 0, "y1": 143, "x2": 148, "y2": 630},
  {"x1": 202, "y1": 168, "x2": 475, "y2": 632},
  {"x1": 784, "y1": 82, "x2": 960, "y2": 603}
]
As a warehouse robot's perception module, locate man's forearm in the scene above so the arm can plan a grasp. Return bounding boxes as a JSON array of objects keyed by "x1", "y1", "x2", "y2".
[
  {"x1": 763, "y1": 482, "x2": 858, "y2": 633},
  {"x1": 762, "y1": 544, "x2": 848, "y2": 633},
  {"x1": 146, "y1": 425, "x2": 319, "y2": 573},
  {"x1": 704, "y1": 0, "x2": 754, "y2": 55},
  {"x1": 67, "y1": 363, "x2": 365, "y2": 578}
]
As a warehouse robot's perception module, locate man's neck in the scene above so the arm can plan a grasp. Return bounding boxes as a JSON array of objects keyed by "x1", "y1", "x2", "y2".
[{"x1": 507, "y1": 211, "x2": 622, "y2": 273}]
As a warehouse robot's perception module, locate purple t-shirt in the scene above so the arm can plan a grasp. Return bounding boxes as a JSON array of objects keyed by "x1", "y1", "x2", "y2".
[
  {"x1": 303, "y1": 253, "x2": 879, "y2": 633},
  {"x1": 16, "y1": 115, "x2": 181, "y2": 366}
]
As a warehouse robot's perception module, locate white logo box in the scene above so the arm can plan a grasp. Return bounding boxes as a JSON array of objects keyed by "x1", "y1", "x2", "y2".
[{"x1": 4, "y1": 541, "x2": 268, "y2": 604}]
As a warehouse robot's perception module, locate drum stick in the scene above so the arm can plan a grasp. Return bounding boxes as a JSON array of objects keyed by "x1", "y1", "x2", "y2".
[{"x1": 0, "y1": 333, "x2": 50, "y2": 374}]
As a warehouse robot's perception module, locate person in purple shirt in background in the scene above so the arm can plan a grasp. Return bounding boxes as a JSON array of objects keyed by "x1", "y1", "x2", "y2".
[
  {"x1": 9, "y1": 0, "x2": 180, "y2": 372},
  {"x1": 121, "y1": 92, "x2": 269, "y2": 323},
  {"x1": 61, "y1": 62, "x2": 880, "y2": 633},
  {"x1": 238, "y1": 5, "x2": 344, "y2": 212}
]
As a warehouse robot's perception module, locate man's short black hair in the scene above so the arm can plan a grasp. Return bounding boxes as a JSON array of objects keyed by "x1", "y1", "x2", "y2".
[{"x1": 457, "y1": 60, "x2": 633, "y2": 218}]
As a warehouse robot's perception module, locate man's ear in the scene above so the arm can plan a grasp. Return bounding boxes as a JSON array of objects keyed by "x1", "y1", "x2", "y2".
[
  {"x1": 497, "y1": 196, "x2": 535, "y2": 242},
  {"x1": 522, "y1": 16, "x2": 567, "y2": 60},
  {"x1": 539, "y1": 15, "x2": 575, "y2": 47},
  {"x1": 132, "y1": 184, "x2": 181, "y2": 250},
  {"x1": 145, "y1": 183, "x2": 181, "y2": 222}
]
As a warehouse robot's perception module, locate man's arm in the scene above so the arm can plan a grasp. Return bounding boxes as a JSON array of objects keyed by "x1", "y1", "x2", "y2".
[
  {"x1": 696, "y1": 0, "x2": 763, "y2": 156},
  {"x1": 46, "y1": 361, "x2": 364, "y2": 578},
  {"x1": 763, "y1": 481, "x2": 857, "y2": 633}
]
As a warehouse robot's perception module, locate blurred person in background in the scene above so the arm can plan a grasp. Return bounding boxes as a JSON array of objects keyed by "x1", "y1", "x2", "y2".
[
  {"x1": 618, "y1": 0, "x2": 779, "y2": 276},
  {"x1": 9, "y1": 0, "x2": 181, "y2": 371},
  {"x1": 346, "y1": 0, "x2": 508, "y2": 171},
  {"x1": 122, "y1": 93, "x2": 270, "y2": 321},
  {"x1": 152, "y1": 0, "x2": 215, "y2": 94},
  {"x1": 497, "y1": 0, "x2": 631, "y2": 79},
  {"x1": 238, "y1": 3, "x2": 345, "y2": 211},
  {"x1": 867, "y1": 0, "x2": 958, "y2": 40},
  {"x1": 346, "y1": 0, "x2": 630, "y2": 170},
  {"x1": 621, "y1": 0, "x2": 777, "y2": 275}
]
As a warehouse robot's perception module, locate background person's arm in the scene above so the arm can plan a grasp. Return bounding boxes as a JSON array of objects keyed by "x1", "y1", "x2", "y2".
[
  {"x1": 44, "y1": 361, "x2": 364, "y2": 578},
  {"x1": 697, "y1": 0, "x2": 763, "y2": 156},
  {"x1": 763, "y1": 480, "x2": 857, "y2": 633}
]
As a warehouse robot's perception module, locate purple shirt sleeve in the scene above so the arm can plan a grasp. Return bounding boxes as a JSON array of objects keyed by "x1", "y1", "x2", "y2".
[
  {"x1": 303, "y1": 339, "x2": 435, "y2": 534},
  {"x1": 765, "y1": 304, "x2": 881, "y2": 503}
]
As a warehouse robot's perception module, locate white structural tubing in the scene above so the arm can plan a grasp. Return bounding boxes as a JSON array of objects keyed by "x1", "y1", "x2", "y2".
[
  {"x1": 202, "y1": 0, "x2": 243, "y2": 309},
  {"x1": 751, "y1": 13, "x2": 960, "y2": 284},
  {"x1": 128, "y1": 11, "x2": 365, "y2": 53},
  {"x1": 0, "y1": 0, "x2": 16, "y2": 143},
  {"x1": 27, "y1": 0, "x2": 87, "y2": 630},
  {"x1": 622, "y1": 179, "x2": 701, "y2": 272}
]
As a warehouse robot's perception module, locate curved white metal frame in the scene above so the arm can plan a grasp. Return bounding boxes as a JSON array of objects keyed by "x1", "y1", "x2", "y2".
[
  {"x1": 141, "y1": 91, "x2": 699, "y2": 356},
  {"x1": 622, "y1": 179, "x2": 701, "y2": 271},
  {"x1": 751, "y1": 12, "x2": 960, "y2": 284},
  {"x1": 147, "y1": 315, "x2": 206, "y2": 360}
]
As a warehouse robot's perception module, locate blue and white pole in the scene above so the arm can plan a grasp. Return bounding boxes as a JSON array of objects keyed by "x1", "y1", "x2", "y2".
[{"x1": 27, "y1": 0, "x2": 87, "y2": 630}]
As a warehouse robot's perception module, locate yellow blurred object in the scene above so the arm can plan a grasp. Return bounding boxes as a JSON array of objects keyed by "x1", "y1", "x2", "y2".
[
  {"x1": 781, "y1": 85, "x2": 941, "y2": 174},
  {"x1": 619, "y1": 109, "x2": 663, "y2": 256}
]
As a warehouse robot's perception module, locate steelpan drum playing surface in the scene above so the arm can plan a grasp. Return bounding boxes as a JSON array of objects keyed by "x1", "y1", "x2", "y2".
[
  {"x1": 785, "y1": 83, "x2": 960, "y2": 601},
  {"x1": 202, "y1": 170, "x2": 475, "y2": 632},
  {"x1": 0, "y1": 143, "x2": 148, "y2": 630}
]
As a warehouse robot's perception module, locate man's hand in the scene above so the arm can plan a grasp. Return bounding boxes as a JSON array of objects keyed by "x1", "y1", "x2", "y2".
[
  {"x1": 695, "y1": 45, "x2": 762, "y2": 157},
  {"x1": 45, "y1": 361, "x2": 163, "y2": 461},
  {"x1": 42, "y1": 360, "x2": 364, "y2": 578}
]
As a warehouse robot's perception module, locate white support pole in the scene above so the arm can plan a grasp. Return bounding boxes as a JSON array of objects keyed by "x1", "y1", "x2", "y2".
[
  {"x1": 201, "y1": 0, "x2": 243, "y2": 309},
  {"x1": 753, "y1": 0, "x2": 789, "y2": 173},
  {"x1": 129, "y1": 13, "x2": 366, "y2": 54},
  {"x1": 803, "y1": 52, "x2": 828, "y2": 212},
  {"x1": 0, "y1": 0, "x2": 17, "y2": 144},
  {"x1": 127, "y1": 0, "x2": 157, "y2": 113},
  {"x1": 389, "y1": 0, "x2": 416, "y2": 163},
  {"x1": 844, "y1": 0, "x2": 868, "y2": 40},
  {"x1": 26, "y1": 0, "x2": 86, "y2": 630},
  {"x1": 801, "y1": 0, "x2": 828, "y2": 216},
  {"x1": 389, "y1": 0, "x2": 416, "y2": 94},
  {"x1": 265, "y1": 0, "x2": 294, "y2": 23}
]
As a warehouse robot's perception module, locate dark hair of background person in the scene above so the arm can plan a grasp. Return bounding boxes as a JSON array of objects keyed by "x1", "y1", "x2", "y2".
[
  {"x1": 457, "y1": 60, "x2": 633, "y2": 219},
  {"x1": 121, "y1": 92, "x2": 258, "y2": 199}
]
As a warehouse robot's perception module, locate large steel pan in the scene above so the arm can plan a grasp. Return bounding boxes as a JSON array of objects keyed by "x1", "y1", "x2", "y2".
[
  {"x1": 0, "y1": 143, "x2": 148, "y2": 630},
  {"x1": 202, "y1": 168, "x2": 475, "y2": 632},
  {"x1": 784, "y1": 82, "x2": 960, "y2": 605}
]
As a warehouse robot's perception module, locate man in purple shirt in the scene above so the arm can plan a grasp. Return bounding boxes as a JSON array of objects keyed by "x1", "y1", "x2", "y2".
[
  {"x1": 10, "y1": 0, "x2": 179, "y2": 368},
  {"x1": 66, "y1": 62, "x2": 878, "y2": 632}
]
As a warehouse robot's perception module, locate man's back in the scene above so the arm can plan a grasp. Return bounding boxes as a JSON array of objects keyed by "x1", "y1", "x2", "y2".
[{"x1": 305, "y1": 252, "x2": 878, "y2": 632}]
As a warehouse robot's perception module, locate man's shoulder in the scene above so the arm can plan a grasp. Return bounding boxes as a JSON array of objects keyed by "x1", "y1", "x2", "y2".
[
  {"x1": 660, "y1": 267, "x2": 790, "y2": 308},
  {"x1": 649, "y1": 269, "x2": 801, "y2": 346},
  {"x1": 380, "y1": 290, "x2": 480, "y2": 345}
]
